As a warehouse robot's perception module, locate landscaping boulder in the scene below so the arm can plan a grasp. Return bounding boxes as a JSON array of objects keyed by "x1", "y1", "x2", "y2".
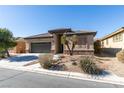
[{"x1": 53, "y1": 54, "x2": 61, "y2": 61}]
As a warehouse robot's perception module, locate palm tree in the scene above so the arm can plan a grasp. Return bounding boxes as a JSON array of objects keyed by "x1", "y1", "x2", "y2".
[
  {"x1": 61, "y1": 34, "x2": 78, "y2": 55},
  {"x1": 0, "y1": 28, "x2": 16, "y2": 57}
]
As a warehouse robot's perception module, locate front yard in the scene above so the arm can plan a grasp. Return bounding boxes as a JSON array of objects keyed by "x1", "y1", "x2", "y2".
[
  {"x1": 95, "y1": 56, "x2": 124, "y2": 77},
  {"x1": 25, "y1": 53, "x2": 124, "y2": 78},
  {"x1": 1, "y1": 53, "x2": 124, "y2": 78}
]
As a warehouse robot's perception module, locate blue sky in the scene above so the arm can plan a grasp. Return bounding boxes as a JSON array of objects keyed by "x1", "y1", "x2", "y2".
[{"x1": 0, "y1": 5, "x2": 124, "y2": 38}]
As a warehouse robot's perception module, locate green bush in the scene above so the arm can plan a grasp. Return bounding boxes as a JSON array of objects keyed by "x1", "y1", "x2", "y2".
[
  {"x1": 80, "y1": 58, "x2": 102, "y2": 75},
  {"x1": 0, "y1": 51, "x2": 6, "y2": 58},
  {"x1": 43, "y1": 61, "x2": 53, "y2": 69},
  {"x1": 0, "y1": 55, "x2": 5, "y2": 58},
  {"x1": 39, "y1": 54, "x2": 53, "y2": 69},
  {"x1": 116, "y1": 50, "x2": 124, "y2": 63}
]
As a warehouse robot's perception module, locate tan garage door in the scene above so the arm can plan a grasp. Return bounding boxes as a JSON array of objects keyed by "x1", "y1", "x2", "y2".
[{"x1": 31, "y1": 42, "x2": 51, "y2": 53}]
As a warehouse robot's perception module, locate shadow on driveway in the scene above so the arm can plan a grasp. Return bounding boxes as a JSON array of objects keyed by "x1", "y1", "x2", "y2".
[{"x1": 7, "y1": 55, "x2": 39, "y2": 62}]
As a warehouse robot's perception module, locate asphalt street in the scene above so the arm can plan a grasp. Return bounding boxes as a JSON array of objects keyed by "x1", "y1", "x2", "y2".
[{"x1": 0, "y1": 67, "x2": 123, "y2": 88}]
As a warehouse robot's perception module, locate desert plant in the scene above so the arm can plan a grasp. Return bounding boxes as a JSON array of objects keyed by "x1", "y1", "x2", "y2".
[
  {"x1": 0, "y1": 28, "x2": 17, "y2": 57},
  {"x1": 116, "y1": 50, "x2": 124, "y2": 63},
  {"x1": 61, "y1": 34, "x2": 78, "y2": 55},
  {"x1": 80, "y1": 58, "x2": 102, "y2": 75},
  {"x1": 43, "y1": 61, "x2": 53, "y2": 69},
  {"x1": 39, "y1": 54, "x2": 53, "y2": 69}
]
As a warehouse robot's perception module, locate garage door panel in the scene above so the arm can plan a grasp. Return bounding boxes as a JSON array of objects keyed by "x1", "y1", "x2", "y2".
[{"x1": 31, "y1": 42, "x2": 51, "y2": 53}]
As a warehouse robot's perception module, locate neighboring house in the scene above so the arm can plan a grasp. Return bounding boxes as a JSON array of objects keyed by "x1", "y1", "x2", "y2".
[
  {"x1": 100, "y1": 27, "x2": 124, "y2": 55},
  {"x1": 9, "y1": 38, "x2": 26, "y2": 54},
  {"x1": 24, "y1": 28, "x2": 96, "y2": 55}
]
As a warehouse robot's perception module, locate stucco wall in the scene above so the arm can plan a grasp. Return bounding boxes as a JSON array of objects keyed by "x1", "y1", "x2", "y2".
[
  {"x1": 101, "y1": 32, "x2": 124, "y2": 49},
  {"x1": 101, "y1": 32, "x2": 124, "y2": 56},
  {"x1": 101, "y1": 48, "x2": 121, "y2": 56},
  {"x1": 51, "y1": 34, "x2": 59, "y2": 53},
  {"x1": 25, "y1": 34, "x2": 95, "y2": 55},
  {"x1": 64, "y1": 34, "x2": 94, "y2": 51}
]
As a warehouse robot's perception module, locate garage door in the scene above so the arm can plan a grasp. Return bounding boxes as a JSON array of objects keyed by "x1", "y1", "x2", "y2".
[{"x1": 31, "y1": 42, "x2": 51, "y2": 53}]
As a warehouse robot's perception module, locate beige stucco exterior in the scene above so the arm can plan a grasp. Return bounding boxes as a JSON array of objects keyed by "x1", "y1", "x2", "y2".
[
  {"x1": 101, "y1": 31, "x2": 124, "y2": 49},
  {"x1": 24, "y1": 28, "x2": 96, "y2": 55},
  {"x1": 100, "y1": 27, "x2": 124, "y2": 56},
  {"x1": 52, "y1": 34, "x2": 94, "y2": 55},
  {"x1": 64, "y1": 34, "x2": 94, "y2": 51}
]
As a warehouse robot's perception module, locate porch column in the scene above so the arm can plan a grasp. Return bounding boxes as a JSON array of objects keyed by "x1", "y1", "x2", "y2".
[{"x1": 53, "y1": 33, "x2": 59, "y2": 54}]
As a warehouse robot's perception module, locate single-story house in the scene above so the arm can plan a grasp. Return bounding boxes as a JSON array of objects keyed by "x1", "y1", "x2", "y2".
[
  {"x1": 100, "y1": 27, "x2": 124, "y2": 56},
  {"x1": 24, "y1": 28, "x2": 96, "y2": 55}
]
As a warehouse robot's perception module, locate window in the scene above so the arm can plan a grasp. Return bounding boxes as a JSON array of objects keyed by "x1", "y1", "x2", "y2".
[
  {"x1": 113, "y1": 36, "x2": 115, "y2": 42},
  {"x1": 119, "y1": 33, "x2": 123, "y2": 41},
  {"x1": 106, "y1": 39, "x2": 108, "y2": 45},
  {"x1": 113, "y1": 33, "x2": 123, "y2": 42}
]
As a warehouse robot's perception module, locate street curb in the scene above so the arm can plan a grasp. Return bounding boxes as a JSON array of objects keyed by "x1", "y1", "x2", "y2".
[
  {"x1": 69, "y1": 72, "x2": 124, "y2": 86},
  {"x1": 1, "y1": 65, "x2": 124, "y2": 86}
]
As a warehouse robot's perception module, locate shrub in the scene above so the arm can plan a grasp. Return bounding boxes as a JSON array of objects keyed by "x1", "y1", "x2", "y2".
[
  {"x1": 94, "y1": 40, "x2": 101, "y2": 54},
  {"x1": 0, "y1": 51, "x2": 6, "y2": 58},
  {"x1": 43, "y1": 61, "x2": 53, "y2": 69},
  {"x1": 39, "y1": 54, "x2": 53, "y2": 69},
  {"x1": 0, "y1": 54, "x2": 5, "y2": 58},
  {"x1": 116, "y1": 50, "x2": 124, "y2": 63},
  {"x1": 80, "y1": 58, "x2": 102, "y2": 75}
]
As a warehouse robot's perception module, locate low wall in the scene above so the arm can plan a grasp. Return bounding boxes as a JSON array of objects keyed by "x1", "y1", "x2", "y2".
[
  {"x1": 51, "y1": 50, "x2": 94, "y2": 55},
  {"x1": 101, "y1": 48, "x2": 122, "y2": 56},
  {"x1": 64, "y1": 50, "x2": 94, "y2": 55}
]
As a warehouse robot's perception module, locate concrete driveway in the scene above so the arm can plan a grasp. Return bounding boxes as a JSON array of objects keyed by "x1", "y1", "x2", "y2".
[{"x1": 0, "y1": 53, "x2": 40, "y2": 67}]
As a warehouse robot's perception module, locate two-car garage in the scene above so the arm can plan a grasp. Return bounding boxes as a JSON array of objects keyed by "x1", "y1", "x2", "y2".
[{"x1": 31, "y1": 42, "x2": 51, "y2": 53}]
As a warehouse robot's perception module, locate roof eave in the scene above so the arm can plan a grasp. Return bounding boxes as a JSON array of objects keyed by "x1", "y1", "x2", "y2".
[
  {"x1": 65, "y1": 31, "x2": 97, "y2": 36},
  {"x1": 100, "y1": 27, "x2": 124, "y2": 41},
  {"x1": 48, "y1": 28, "x2": 72, "y2": 34},
  {"x1": 24, "y1": 36, "x2": 53, "y2": 39}
]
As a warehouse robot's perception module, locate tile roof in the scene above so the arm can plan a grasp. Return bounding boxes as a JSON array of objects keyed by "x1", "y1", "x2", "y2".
[
  {"x1": 24, "y1": 29, "x2": 96, "y2": 39},
  {"x1": 48, "y1": 28, "x2": 72, "y2": 33},
  {"x1": 24, "y1": 33, "x2": 52, "y2": 39},
  {"x1": 65, "y1": 30, "x2": 97, "y2": 36}
]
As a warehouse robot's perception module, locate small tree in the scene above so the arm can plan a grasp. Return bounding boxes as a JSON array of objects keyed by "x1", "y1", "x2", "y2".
[
  {"x1": 61, "y1": 34, "x2": 78, "y2": 55},
  {"x1": 94, "y1": 40, "x2": 101, "y2": 54},
  {"x1": 0, "y1": 28, "x2": 17, "y2": 57}
]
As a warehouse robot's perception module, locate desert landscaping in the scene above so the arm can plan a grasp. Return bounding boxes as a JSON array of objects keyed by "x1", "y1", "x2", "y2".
[{"x1": 22, "y1": 51, "x2": 124, "y2": 78}]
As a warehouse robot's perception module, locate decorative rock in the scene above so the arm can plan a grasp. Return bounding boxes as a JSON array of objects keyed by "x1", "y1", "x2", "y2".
[{"x1": 53, "y1": 54, "x2": 61, "y2": 61}]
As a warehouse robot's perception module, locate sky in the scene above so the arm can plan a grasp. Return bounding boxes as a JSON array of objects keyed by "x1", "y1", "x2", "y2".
[{"x1": 0, "y1": 5, "x2": 124, "y2": 38}]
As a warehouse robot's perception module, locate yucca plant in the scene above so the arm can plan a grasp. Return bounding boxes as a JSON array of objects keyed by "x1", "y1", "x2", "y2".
[{"x1": 61, "y1": 34, "x2": 78, "y2": 55}]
